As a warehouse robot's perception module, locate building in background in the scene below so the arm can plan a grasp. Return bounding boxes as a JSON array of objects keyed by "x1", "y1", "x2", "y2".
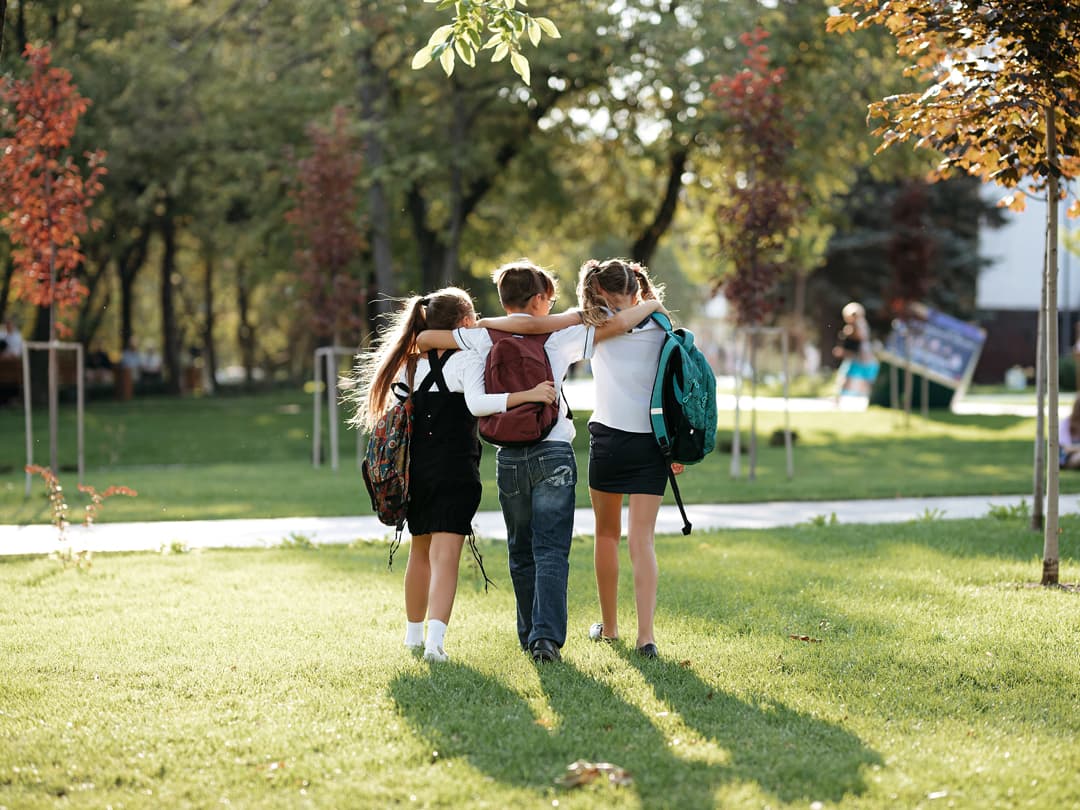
[{"x1": 975, "y1": 188, "x2": 1077, "y2": 384}]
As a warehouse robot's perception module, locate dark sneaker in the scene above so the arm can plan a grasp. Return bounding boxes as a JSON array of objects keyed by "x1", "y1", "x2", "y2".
[
  {"x1": 636, "y1": 642, "x2": 659, "y2": 659},
  {"x1": 531, "y1": 638, "x2": 562, "y2": 663}
]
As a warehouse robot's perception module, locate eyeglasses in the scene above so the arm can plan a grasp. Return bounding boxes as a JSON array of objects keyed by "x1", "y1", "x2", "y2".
[{"x1": 534, "y1": 292, "x2": 557, "y2": 309}]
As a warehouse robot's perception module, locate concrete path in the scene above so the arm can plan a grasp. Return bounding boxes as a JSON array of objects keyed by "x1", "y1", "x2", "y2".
[{"x1": 1, "y1": 492, "x2": 1057, "y2": 557}]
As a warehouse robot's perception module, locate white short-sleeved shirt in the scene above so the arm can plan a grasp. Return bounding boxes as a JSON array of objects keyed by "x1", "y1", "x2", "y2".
[
  {"x1": 397, "y1": 350, "x2": 509, "y2": 416},
  {"x1": 453, "y1": 316, "x2": 596, "y2": 444},
  {"x1": 590, "y1": 314, "x2": 665, "y2": 434}
]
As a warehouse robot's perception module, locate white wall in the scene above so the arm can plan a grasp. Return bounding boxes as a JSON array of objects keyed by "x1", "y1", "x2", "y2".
[{"x1": 976, "y1": 186, "x2": 1079, "y2": 311}]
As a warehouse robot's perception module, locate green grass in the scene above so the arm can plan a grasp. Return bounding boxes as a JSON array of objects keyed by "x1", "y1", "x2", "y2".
[
  {"x1": 1, "y1": 389, "x2": 1076, "y2": 525},
  {"x1": 2, "y1": 517, "x2": 1079, "y2": 808}
]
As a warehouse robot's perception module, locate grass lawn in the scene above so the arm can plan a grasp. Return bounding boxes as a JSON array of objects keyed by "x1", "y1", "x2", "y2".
[
  {"x1": 1, "y1": 390, "x2": 1077, "y2": 525},
  {"x1": 2, "y1": 515, "x2": 1079, "y2": 808}
]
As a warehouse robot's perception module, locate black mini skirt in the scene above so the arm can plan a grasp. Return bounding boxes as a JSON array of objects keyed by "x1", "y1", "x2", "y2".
[{"x1": 588, "y1": 422, "x2": 668, "y2": 496}]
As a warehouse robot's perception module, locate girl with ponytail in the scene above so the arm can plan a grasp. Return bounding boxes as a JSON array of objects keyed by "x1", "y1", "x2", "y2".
[{"x1": 348, "y1": 287, "x2": 557, "y2": 663}]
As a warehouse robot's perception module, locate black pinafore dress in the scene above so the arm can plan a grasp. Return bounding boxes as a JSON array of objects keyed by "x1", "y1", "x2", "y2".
[{"x1": 406, "y1": 349, "x2": 483, "y2": 537}]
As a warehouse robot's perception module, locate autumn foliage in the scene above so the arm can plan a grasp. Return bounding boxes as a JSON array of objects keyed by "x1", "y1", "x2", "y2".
[
  {"x1": 0, "y1": 45, "x2": 106, "y2": 320},
  {"x1": 711, "y1": 29, "x2": 803, "y2": 327},
  {"x1": 285, "y1": 106, "x2": 367, "y2": 345},
  {"x1": 828, "y1": 1, "x2": 1080, "y2": 215}
]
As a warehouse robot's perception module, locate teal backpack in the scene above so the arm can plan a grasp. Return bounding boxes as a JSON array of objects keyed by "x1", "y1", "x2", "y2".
[{"x1": 648, "y1": 312, "x2": 718, "y2": 534}]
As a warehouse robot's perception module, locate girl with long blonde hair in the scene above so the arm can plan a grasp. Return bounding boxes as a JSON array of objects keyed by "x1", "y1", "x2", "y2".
[{"x1": 349, "y1": 287, "x2": 556, "y2": 662}]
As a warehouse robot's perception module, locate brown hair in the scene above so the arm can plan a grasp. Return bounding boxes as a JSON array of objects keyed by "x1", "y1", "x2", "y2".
[
  {"x1": 347, "y1": 287, "x2": 475, "y2": 431},
  {"x1": 491, "y1": 260, "x2": 557, "y2": 310},
  {"x1": 576, "y1": 258, "x2": 665, "y2": 326}
]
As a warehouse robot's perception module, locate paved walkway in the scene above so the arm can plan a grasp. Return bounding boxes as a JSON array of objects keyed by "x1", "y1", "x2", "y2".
[
  {"x1": 1, "y1": 492, "x2": 1056, "y2": 557},
  {"x1": 2, "y1": 385, "x2": 1062, "y2": 557}
]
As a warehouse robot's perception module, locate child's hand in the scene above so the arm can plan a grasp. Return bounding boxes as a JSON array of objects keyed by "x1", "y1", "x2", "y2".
[
  {"x1": 528, "y1": 380, "x2": 557, "y2": 404},
  {"x1": 670, "y1": 463, "x2": 685, "y2": 475}
]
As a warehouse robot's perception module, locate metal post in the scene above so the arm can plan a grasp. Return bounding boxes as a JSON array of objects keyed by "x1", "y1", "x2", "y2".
[
  {"x1": 22, "y1": 344, "x2": 32, "y2": 496},
  {"x1": 76, "y1": 344, "x2": 85, "y2": 483},
  {"x1": 730, "y1": 331, "x2": 743, "y2": 479},
  {"x1": 313, "y1": 348, "x2": 323, "y2": 467},
  {"x1": 890, "y1": 362, "x2": 899, "y2": 411},
  {"x1": 782, "y1": 329, "x2": 794, "y2": 479},
  {"x1": 22, "y1": 342, "x2": 85, "y2": 492},
  {"x1": 749, "y1": 330, "x2": 758, "y2": 481},
  {"x1": 327, "y1": 349, "x2": 340, "y2": 472}
]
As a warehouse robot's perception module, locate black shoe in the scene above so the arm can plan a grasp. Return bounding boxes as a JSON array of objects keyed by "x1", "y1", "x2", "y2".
[
  {"x1": 636, "y1": 642, "x2": 659, "y2": 659},
  {"x1": 531, "y1": 638, "x2": 562, "y2": 663}
]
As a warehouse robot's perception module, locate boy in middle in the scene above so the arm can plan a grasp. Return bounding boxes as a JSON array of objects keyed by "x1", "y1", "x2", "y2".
[{"x1": 420, "y1": 260, "x2": 662, "y2": 663}]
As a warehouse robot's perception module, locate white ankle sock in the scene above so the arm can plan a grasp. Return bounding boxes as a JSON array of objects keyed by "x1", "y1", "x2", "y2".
[
  {"x1": 404, "y1": 621, "x2": 425, "y2": 648},
  {"x1": 425, "y1": 619, "x2": 447, "y2": 654}
]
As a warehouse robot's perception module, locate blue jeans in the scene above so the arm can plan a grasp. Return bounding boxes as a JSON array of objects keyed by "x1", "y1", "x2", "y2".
[{"x1": 496, "y1": 442, "x2": 577, "y2": 650}]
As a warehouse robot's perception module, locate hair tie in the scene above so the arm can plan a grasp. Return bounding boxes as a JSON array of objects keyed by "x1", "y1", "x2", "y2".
[{"x1": 419, "y1": 297, "x2": 430, "y2": 306}]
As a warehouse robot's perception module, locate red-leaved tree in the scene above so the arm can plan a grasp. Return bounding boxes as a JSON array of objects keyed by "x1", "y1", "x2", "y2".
[
  {"x1": 0, "y1": 44, "x2": 106, "y2": 475},
  {"x1": 0, "y1": 44, "x2": 106, "y2": 327},
  {"x1": 285, "y1": 106, "x2": 367, "y2": 349},
  {"x1": 712, "y1": 29, "x2": 804, "y2": 328}
]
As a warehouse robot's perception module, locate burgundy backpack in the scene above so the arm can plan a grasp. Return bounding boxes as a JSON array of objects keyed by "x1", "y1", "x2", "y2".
[{"x1": 478, "y1": 330, "x2": 566, "y2": 446}]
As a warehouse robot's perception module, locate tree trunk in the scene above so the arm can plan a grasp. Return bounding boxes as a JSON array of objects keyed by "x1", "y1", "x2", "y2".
[
  {"x1": 45, "y1": 173, "x2": 58, "y2": 474},
  {"x1": 203, "y1": 247, "x2": 217, "y2": 393},
  {"x1": 118, "y1": 228, "x2": 149, "y2": 352},
  {"x1": 1042, "y1": 103, "x2": 1061, "y2": 586},
  {"x1": 406, "y1": 185, "x2": 449, "y2": 292},
  {"x1": 631, "y1": 148, "x2": 689, "y2": 266},
  {"x1": 1032, "y1": 234, "x2": 1048, "y2": 532},
  {"x1": 29, "y1": 305, "x2": 49, "y2": 407},
  {"x1": 440, "y1": 86, "x2": 466, "y2": 289},
  {"x1": 236, "y1": 261, "x2": 256, "y2": 388},
  {"x1": 0, "y1": 255, "x2": 13, "y2": 323},
  {"x1": 159, "y1": 212, "x2": 182, "y2": 395},
  {"x1": 357, "y1": 40, "x2": 396, "y2": 320},
  {"x1": 15, "y1": 0, "x2": 25, "y2": 55},
  {"x1": 75, "y1": 249, "x2": 111, "y2": 347}
]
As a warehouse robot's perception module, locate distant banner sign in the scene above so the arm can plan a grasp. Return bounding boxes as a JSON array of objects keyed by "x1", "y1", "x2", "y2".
[{"x1": 879, "y1": 303, "x2": 986, "y2": 393}]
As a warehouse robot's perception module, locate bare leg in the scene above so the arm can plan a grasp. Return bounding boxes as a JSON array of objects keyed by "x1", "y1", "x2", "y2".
[
  {"x1": 427, "y1": 532, "x2": 466, "y2": 624},
  {"x1": 405, "y1": 534, "x2": 431, "y2": 623},
  {"x1": 627, "y1": 493, "x2": 662, "y2": 648},
  {"x1": 590, "y1": 488, "x2": 623, "y2": 640}
]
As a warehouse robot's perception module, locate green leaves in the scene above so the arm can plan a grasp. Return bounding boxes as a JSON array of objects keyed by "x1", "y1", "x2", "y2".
[{"x1": 412, "y1": 2, "x2": 561, "y2": 84}]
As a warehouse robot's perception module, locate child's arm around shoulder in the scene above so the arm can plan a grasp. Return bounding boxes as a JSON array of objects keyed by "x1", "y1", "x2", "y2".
[
  {"x1": 477, "y1": 311, "x2": 583, "y2": 334},
  {"x1": 415, "y1": 329, "x2": 458, "y2": 352},
  {"x1": 417, "y1": 323, "x2": 495, "y2": 352},
  {"x1": 594, "y1": 299, "x2": 666, "y2": 343}
]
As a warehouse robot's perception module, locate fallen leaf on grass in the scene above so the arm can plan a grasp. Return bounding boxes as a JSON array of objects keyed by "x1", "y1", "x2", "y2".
[
  {"x1": 555, "y1": 760, "x2": 633, "y2": 788},
  {"x1": 789, "y1": 635, "x2": 822, "y2": 643}
]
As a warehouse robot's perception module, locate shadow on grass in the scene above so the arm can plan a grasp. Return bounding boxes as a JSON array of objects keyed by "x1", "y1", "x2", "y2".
[
  {"x1": 389, "y1": 656, "x2": 880, "y2": 807},
  {"x1": 925, "y1": 412, "x2": 1028, "y2": 430},
  {"x1": 616, "y1": 646, "x2": 882, "y2": 805}
]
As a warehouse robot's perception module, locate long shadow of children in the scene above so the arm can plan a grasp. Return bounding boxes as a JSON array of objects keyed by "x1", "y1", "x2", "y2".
[
  {"x1": 389, "y1": 658, "x2": 718, "y2": 806},
  {"x1": 614, "y1": 645, "x2": 883, "y2": 805}
]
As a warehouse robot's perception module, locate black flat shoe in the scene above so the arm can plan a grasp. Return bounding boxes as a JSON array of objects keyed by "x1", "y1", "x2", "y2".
[
  {"x1": 636, "y1": 643, "x2": 659, "y2": 659},
  {"x1": 531, "y1": 638, "x2": 562, "y2": 663}
]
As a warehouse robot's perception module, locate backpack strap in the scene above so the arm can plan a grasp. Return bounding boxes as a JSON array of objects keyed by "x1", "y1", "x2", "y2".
[
  {"x1": 666, "y1": 461, "x2": 692, "y2": 536},
  {"x1": 650, "y1": 311, "x2": 675, "y2": 333},
  {"x1": 415, "y1": 349, "x2": 455, "y2": 394},
  {"x1": 649, "y1": 312, "x2": 691, "y2": 535}
]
